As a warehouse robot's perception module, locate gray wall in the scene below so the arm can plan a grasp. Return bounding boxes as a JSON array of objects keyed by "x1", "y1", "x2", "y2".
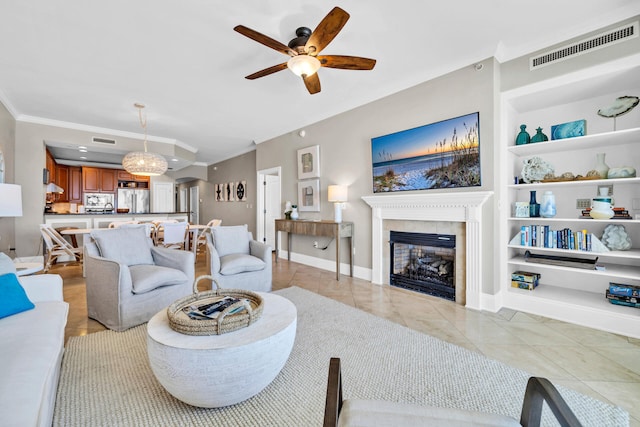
[
  {"x1": 257, "y1": 59, "x2": 498, "y2": 291},
  {"x1": 204, "y1": 150, "x2": 257, "y2": 236},
  {"x1": 0, "y1": 101, "x2": 16, "y2": 255}
]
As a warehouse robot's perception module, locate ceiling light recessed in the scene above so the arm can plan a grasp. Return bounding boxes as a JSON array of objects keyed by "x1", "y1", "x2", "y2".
[
  {"x1": 80, "y1": 156, "x2": 87, "y2": 160},
  {"x1": 171, "y1": 158, "x2": 179, "y2": 162},
  {"x1": 79, "y1": 149, "x2": 88, "y2": 153}
]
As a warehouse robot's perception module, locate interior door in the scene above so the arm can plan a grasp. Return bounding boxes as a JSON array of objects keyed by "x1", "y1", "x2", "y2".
[
  {"x1": 152, "y1": 182, "x2": 174, "y2": 213},
  {"x1": 189, "y1": 186, "x2": 199, "y2": 224},
  {"x1": 179, "y1": 188, "x2": 187, "y2": 212},
  {"x1": 264, "y1": 174, "x2": 280, "y2": 249}
]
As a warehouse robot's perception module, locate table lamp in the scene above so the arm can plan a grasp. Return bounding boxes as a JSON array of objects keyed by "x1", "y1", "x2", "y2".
[{"x1": 327, "y1": 185, "x2": 348, "y2": 223}]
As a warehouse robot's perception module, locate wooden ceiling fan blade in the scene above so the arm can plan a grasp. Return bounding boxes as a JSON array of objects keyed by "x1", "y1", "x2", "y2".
[
  {"x1": 234, "y1": 25, "x2": 297, "y2": 57},
  {"x1": 245, "y1": 63, "x2": 289, "y2": 80},
  {"x1": 305, "y1": 7, "x2": 350, "y2": 56},
  {"x1": 302, "y1": 73, "x2": 321, "y2": 94},
  {"x1": 318, "y1": 55, "x2": 376, "y2": 70}
]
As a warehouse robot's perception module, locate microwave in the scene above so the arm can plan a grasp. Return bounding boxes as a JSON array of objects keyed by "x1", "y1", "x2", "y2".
[{"x1": 83, "y1": 193, "x2": 114, "y2": 213}]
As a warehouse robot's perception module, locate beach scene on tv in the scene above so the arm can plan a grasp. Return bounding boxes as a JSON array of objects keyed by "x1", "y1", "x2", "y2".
[{"x1": 371, "y1": 112, "x2": 480, "y2": 192}]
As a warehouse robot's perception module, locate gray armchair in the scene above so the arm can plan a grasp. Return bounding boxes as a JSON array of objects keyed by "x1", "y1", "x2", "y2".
[
  {"x1": 84, "y1": 225, "x2": 195, "y2": 332},
  {"x1": 206, "y1": 224, "x2": 272, "y2": 292}
]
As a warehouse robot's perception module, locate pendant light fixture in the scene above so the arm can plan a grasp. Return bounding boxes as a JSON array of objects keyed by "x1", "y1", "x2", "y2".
[{"x1": 122, "y1": 103, "x2": 168, "y2": 176}]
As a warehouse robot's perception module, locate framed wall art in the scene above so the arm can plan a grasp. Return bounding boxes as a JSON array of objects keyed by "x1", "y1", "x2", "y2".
[
  {"x1": 297, "y1": 145, "x2": 320, "y2": 179},
  {"x1": 298, "y1": 179, "x2": 320, "y2": 212},
  {"x1": 225, "y1": 182, "x2": 235, "y2": 202},
  {"x1": 236, "y1": 180, "x2": 247, "y2": 202},
  {"x1": 215, "y1": 183, "x2": 225, "y2": 201},
  {"x1": 371, "y1": 112, "x2": 481, "y2": 192}
]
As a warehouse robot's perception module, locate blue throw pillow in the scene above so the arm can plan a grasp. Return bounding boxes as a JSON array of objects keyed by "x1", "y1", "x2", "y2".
[{"x1": 0, "y1": 273, "x2": 35, "y2": 319}]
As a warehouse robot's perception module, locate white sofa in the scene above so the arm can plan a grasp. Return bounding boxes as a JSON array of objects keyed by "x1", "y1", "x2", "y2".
[{"x1": 0, "y1": 272, "x2": 68, "y2": 427}]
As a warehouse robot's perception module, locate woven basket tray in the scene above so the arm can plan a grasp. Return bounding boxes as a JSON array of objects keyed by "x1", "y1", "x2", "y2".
[{"x1": 167, "y1": 275, "x2": 263, "y2": 335}]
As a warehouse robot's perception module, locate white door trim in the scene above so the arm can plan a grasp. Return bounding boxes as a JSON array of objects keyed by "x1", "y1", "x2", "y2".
[{"x1": 256, "y1": 166, "x2": 281, "y2": 247}]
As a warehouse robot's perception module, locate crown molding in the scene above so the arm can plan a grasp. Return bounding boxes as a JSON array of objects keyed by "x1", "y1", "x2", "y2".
[{"x1": 16, "y1": 114, "x2": 198, "y2": 154}]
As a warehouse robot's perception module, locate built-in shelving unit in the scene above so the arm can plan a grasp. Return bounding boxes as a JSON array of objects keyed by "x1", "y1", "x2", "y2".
[{"x1": 499, "y1": 58, "x2": 640, "y2": 339}]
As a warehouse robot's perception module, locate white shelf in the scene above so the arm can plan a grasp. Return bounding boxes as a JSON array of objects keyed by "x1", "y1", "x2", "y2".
[
  {"x1": 507, "y1": 127, "x2": 640, "y2": 155},
  {"x1": 508, "y1": 217, "x2": 640, "y2": 224},
  {"x1": 507, "y1": 177, "x2": 640, "y2": 189},
  {"x1": 508, "y1": 255, "x2": 640, "y2": 279},
  {"x1": 500, "y1": 55, "x2": 640, "y2": 338},
  {"x1": 507, "y1": 245, "x2": 640, "y2": 260}
]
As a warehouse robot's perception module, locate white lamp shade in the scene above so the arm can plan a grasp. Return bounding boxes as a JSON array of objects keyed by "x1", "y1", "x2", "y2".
[
  {"x1": 122, "y1": 151, "x2": 168, "y2": 176},
  {"x1": 327, "y1": 185, "x2": 348, "y2": 202},
  {"x1": 0, "y1": 184, "x2": 23, "y2": 217},
  {"x1": 287, "y1": 55, "x2": 321, "y2": 77}
]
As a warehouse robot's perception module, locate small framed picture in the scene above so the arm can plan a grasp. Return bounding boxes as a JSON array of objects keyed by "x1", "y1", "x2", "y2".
[
  {"x1": 226, "y1": 182, "x2": 235, "y2": 202},
  {"x1": 297, "y1": 145, "x2": 320, "y2": 179},
  {"x1": 216, "y1": 183, "x2": 225, "y2": 201},
  {"x1": 236, "y1": 180, "x2": 247, "y2": 202},
  {"x1": 298, "y1": 179, "x2": 320, "y2": 212}
]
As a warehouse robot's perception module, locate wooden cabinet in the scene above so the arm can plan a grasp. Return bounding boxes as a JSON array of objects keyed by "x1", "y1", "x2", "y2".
[
  {"x1": 82, "y1": 167, "x2": 117, "y2": 193},
  {"x1": 68, "y1": 166, "x2": 82, "y2": 203},
  {"x1": 117, "y1": 170, "x2": 150, "y2": 187},
  {"x1": 54, "y1": 165, "x2": 69, "y2": 202},
  {"x1": 45, "y1": 149, "x2": 55, "y2": 184}
]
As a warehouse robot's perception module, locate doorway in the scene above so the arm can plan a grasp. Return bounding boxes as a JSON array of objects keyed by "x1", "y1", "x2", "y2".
[
  {"x1": 256, "y1": 167, "x2": 281, "y2": 250},
  {"x1": 189, "y1": 186, "x2": 199, "y2": 224},
  {"x1": 179, "y1": 188, "x2": 187, "y2": 213}
]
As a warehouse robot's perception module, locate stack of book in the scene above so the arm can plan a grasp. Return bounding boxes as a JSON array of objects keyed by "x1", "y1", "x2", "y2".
[
  {"x1": 605, "y1": 282, "x2": 639, "y2": 308},
  {"x1": 520, "y1": 225, "x2": 592, "y2": 251},
  {"x1": 511, "y1": 271, "x2": 540, "y2": 290},
  {"x1": 580, "y1": 207, "x2": 632, "y2": 219}
]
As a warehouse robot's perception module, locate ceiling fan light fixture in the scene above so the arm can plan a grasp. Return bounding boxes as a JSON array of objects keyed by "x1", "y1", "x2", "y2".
[
  {"x1": 287, "y1": 55, "x2": 321, "y2": 77},
  {"x1": 123, "y1": 104, "x2": 168, "y2": 176}
]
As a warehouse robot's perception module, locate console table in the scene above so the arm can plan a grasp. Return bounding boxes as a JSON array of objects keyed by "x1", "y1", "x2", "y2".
[{"x1": 275, "y1": 219, "x2": 353, "y2": 280}]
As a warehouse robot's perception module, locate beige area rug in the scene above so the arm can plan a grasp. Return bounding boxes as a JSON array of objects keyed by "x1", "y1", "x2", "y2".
[{"x1": 54, "y1": 286, "x2": 628, "y2": 426}]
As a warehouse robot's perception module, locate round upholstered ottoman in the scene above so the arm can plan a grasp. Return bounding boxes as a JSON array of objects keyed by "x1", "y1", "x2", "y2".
[{"x1": 147, "y1": 292, "x2": 297, "y2": 408}]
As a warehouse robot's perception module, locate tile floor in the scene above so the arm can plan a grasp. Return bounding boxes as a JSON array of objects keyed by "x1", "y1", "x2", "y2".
[{"x1": 52, "y1": 254, "x2": 640, "y2": 426}]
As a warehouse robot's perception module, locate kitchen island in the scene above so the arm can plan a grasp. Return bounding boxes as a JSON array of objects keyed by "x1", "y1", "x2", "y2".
[{"x1": 44, "y1": 212, "x2": 190, "y2": 246}]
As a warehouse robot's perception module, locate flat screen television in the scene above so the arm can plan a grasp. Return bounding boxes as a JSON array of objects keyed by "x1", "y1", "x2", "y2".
[{"x1": 371, "y1": 112, "x2": 480, "y2": 192}]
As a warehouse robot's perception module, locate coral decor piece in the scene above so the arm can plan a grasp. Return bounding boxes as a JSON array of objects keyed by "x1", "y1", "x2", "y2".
[
  {"x1": 521, "y1": 157, "x2": 554, "y2": 183},
  {"x1": 601, "y1": 224, "x2": 632, "y2": 251}
]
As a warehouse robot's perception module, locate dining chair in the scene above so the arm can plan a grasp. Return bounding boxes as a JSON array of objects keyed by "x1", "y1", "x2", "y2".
[
  {"x1": 108, "y1": 220, "x2": 139, "y2": 228},
  {"x1": 39, "y1": 224, "x2": 83, "y2": 272},
  {"x1": 152, "y1": 219, "x2": 178, "y2": 244},
  {"x1": 196, "y1": 219, "x2": 222, "y2": 253},
  {"x1": 155, "y1": 221, "x2": 189, "y2": 249}
]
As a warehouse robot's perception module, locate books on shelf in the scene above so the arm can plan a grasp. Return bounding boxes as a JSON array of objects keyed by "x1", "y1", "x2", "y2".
[
  {"x1": 580, "y1": 207, "x2": 633, "y2": 220},
  {"x1": 516, "y1": 225, "x2": 594, "y2": 251},
  {"x1": 605, "y1": 282, "x2": 640, "y2": 309},
  {"x1": 511, "y1": 270, "x2": 540, "y2": 290}
]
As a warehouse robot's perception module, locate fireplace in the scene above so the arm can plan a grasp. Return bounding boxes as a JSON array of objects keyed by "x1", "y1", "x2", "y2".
[
  {"x1": 362, "y1": 192, "x2": 492, "y2": 310},
  {"x1": 390, "y1": 231, "x2": 456, "y2": 301}
]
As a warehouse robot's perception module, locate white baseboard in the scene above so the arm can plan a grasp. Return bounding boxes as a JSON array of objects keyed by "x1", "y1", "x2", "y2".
[{"x1": 276, "y1": 250, "x2": 372, "y2": 281}]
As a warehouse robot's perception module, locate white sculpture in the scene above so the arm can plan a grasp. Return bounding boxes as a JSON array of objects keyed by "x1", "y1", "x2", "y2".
[
  {"x1": 521, "y1": 156, "x2": 554, "y2": 183},
  {"x1": 601, "y1": 224, "x2": 632, "y2": 251}
]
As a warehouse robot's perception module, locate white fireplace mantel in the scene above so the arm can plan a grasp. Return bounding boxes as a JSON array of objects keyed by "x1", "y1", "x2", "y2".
[{"x1": 362, "y1": 191, "x2": 493, "y2": 310}]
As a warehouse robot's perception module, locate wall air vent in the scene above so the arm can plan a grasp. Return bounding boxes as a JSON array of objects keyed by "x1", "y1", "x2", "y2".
[
  {"x1": 92, "y1": 137, "x2": 116, "y2": 145},
  {"x1": 530, "y1": 21, "x2": 638, "y2": 70}
]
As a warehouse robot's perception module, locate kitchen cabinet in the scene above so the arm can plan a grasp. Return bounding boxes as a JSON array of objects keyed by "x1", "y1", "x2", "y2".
[
  {"x1": 118, "y1": 170, "x2": 150, "y2": 188},
  {"x1": 54, "y1": 165, "x2": 69, "y2": 202},
  {"x1": 68, "y1": 166, "x2": 82, "y2": 203},
  {"x1": 499, "y1": 57, "x2": 640, "y2": 338},
  {"x1": 45, "y1": 149, "x2": 55, "y2": 184},
  {"x1": 83, "y1": 167, "x2": 117, "y2": 193}
]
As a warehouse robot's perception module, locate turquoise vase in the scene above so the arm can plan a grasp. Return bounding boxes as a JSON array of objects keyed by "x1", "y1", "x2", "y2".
[
  {"x1": 530, "y1": 127, "x2": 548, "y2": 143},
  {"x1": 515, "y1": 125, "x2": 531, "y2": 145}
]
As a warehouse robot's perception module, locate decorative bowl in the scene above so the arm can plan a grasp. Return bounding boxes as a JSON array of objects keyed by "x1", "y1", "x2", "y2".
[{"x1": 116, "y1": 208, "x2": 130, "y2": 213}]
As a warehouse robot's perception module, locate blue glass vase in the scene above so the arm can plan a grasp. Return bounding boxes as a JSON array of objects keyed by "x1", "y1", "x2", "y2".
[{"x1": 515, "y1": 125, "x2": 530, "y2": 145}]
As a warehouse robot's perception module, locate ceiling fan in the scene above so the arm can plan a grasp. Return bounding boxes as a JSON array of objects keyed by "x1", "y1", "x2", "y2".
[{"x1": 234, "y1": 6, "x2": 376, "y2": 95}]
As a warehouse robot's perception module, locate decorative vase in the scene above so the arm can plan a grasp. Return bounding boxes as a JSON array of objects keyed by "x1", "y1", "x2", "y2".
[
  {"x1": 515, "y1": 125, "x2": 531, "y2": 145},
  {"x1": 540, "y1": 191, "x2": 556, "y2": 218},
  {"x1": 530, "y1": 127, "x2": 548, "y2": 143},
  {"x1": 594, "y1": 153, "x2": 609, "y2": 179},
  {"x1": 529, "y1": 190, "x2": 540, "y2": 217},
  {"x1": 290, "y1": 205, "x2": 299, "y2": 220}
]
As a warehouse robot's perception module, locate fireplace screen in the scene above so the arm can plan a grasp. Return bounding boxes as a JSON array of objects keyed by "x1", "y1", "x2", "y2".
[{"x1": 389, "y1": 231, "x2": 456, "y2": 301}]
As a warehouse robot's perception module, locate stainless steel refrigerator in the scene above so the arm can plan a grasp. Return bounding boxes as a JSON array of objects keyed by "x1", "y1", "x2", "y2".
[{"x1": 117, "y1": 188, "x2": 150, "y2": 213}]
